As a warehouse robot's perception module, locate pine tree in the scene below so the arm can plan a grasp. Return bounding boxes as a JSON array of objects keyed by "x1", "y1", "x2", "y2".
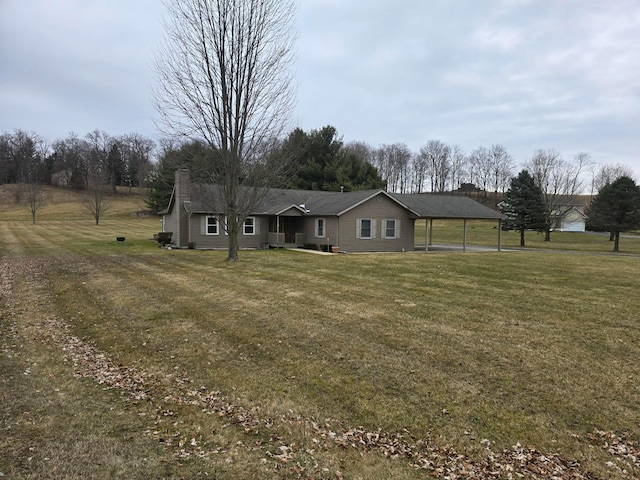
[
  {"x1": 500, "y1": 170, "x2": 547, "y2": 247},
  {"x1": 586, "y1": 176, "x2": 640, "y2": 252}
]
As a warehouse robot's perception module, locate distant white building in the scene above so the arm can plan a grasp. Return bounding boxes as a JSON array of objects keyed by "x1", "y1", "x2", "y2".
[{"x1": 551, "y1": 197, "x2": 590, "y2": 232}]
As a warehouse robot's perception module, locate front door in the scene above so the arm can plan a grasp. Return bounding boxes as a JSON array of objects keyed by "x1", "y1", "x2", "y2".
[
  {"x1": 269, "y1": 216, "x2": 303, "y2": 244},
  {"x1": 282, "y1": 217, "x2": 298, "y2": 243}
]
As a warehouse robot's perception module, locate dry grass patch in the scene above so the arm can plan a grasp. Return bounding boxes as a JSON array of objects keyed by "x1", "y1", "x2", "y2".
[
  {"x1": 0, "y1": 184, "x2": 149, "y2": 221},
  {"x1": 2, "y1": 216, "x2": 640, "y2": 478}
]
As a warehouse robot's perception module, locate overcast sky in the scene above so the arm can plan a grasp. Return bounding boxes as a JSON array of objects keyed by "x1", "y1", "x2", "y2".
[{"x1": 1, "y1": 0, "x2": 639, "y2": 177}]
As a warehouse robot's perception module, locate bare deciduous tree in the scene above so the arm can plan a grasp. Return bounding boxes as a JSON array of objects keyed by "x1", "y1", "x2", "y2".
[
  {"x1": 448, "y1": 145, "x2": 467, "y2": 192},
  {"x1": 154, "y1": 0, "x2": 297, "y2": 261},
  {"x1": 468, "y1": 146, "x2": 492, "y2": 199},
  {"x1": 487, "y1": 144, "x2": 514, "y2": 195},
  {"x1": 343, "y1": 141, "x2": 374, "y2": 165},
  {"x1": 83, "y1": 169, "x2": 111, "y2": 225},
  {"x1": 527, "y1": 149, "x2": 587, "y2": 241},
  {"x1": 591, "y1": 162, "x2": 635, "y2": 195},
  {"x1": 25, "y1": 158, "x2": 47, "y2": 225},
  {"x1": 411, "y1": 148, "x2": 429, "y2": 193},
  {"x1": 373, "y1": 143, "x2": 412, "y2": 193},
  {"x1": 118, "y1": 133, "x2": 155, "y2": 192},
  {"x1": 420, "y1": 140, "x2": 451, "y2": 193}
]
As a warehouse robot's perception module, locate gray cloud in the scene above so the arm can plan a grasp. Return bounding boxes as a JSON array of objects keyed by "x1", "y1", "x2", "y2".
[{"x1": 1, "y1": 0, "x2": 638, "y2": 177}]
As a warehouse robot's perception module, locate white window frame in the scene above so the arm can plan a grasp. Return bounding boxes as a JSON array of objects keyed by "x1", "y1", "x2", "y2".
[
  {"x1": 205, "y1": 215, "x2": 219, "y2": 235},
  {"x1": 356, "y1": 218, "x2": 375, "y2": 239},
  {"x1": 382, "y1": 218, "x2": 400, "y2": 239},
  {"x1": 243, "y1": 216, "x2": 256, "y2": 235},
  {"x1": 315, "y1": 218, "x2": 325, "y2": 238}
]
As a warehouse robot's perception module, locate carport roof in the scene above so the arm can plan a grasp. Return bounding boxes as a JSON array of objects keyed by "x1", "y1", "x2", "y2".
[{"x1": 390, "y1": 193, "x2": 504, "y2": 220}]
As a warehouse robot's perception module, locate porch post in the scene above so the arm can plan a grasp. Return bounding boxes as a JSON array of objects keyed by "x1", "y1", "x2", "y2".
[
  {"x1": 425, "y1": 218, "x2": 429, "y2": 252},
  {"x1": 463, "y1": 218, "x2": 467, "y2": 253},
  {"x1": 429, "y1": 218, "x2": 434, "y2": 246}
]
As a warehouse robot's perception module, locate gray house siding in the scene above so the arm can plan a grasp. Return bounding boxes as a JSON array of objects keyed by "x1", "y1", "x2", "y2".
[
  {"x1": 186, "y1": 215, "x2": 269, "y2": 249},
  {"x1": 296, "y1": 216, "x2": 340, "y2": 248},
  {"x1": 337, "y1": 195, "x2": 415, "y2": 252}
]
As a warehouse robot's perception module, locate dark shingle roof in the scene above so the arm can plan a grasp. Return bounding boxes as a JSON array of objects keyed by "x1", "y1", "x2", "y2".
[
  {"x1": 390, "y1": 193, "x2": 503, "y2": 219},
  {"x1": 181, "y1": 183, "x2": 502, "y2": 220}
]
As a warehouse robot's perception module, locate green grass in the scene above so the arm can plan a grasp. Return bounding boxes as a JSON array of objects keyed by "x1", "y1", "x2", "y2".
[{"x1": 2, "y1": 188, "x2": 640, "y2": 478}]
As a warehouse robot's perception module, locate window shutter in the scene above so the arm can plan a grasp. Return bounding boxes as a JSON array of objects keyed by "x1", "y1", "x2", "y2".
[
  {"x1": 356, "y1": 218, "x2": 361, "y2": 239},
  {"x1": 254, "y1": 217, "x2": 260, "y2": 235},
  {"x1": 200, "y1": 216, "x2": 206, "y2": 235},
  {"x1": 371, "y1": 219, "x2": 376, "y2": 238},
  {"x1": 395, "y1": 219, "x2": 400, "y2": 238}
]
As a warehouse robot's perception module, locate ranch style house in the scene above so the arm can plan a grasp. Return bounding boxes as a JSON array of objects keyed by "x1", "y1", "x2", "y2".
[{"x1": 161, "y1": 170, "x2": 505, "y2": 253}]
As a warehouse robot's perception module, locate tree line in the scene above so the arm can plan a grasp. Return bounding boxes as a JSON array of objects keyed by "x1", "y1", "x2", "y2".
[
  {"x1": 0, "y1": 129, "x2": 155, "y2": 195},
  {"x1": 4, "y1": 126, "x2": 635, "y2": 217}
]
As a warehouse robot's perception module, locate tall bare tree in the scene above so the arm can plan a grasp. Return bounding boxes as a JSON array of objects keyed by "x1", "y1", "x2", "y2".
[
  {"x1": 24, "y1": 144, "x2": 48, "y2": 224},
  {"x1": 468, "y1": 146, "x2": 491, "y2": 199},
  {"x1": 410, "y1": 148, "x2": 429, "y2": 193},
  {"x1": 373, "y1": 143, "x2": 412, "y2": 193},
  {"x1": 118, "y1": 133, "x2": 155, "y2": 192},
  {"x1": 344, "y1": 141, "x2": 375, "y2": 167},
  {"x1": 591, "y1": 162, "x2": 635, "y2": 195},
  {"x1": 83, "y1": 168, "x2": 111, "y2": 225},
  {"x1": 448, "y1": 145, "x2": 467, "y2": 192},
  {"x1": 420, "y1": 140, "x2": 451, "y2": 192},
  {"x1": 487, "y1": 144, "x2": 514, "y2": 195},
  {"x1": 527, "y1": 149, "x2": 587, "y2": 241},
  {"x1": 154, "y1": 0, "x2": 297, "y2": 261}
]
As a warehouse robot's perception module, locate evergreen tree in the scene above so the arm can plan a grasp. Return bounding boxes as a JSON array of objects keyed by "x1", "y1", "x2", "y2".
[
  {"x1": 282, "y1": 126, "x2": 385, "y2": 191},
  {"x1": 145, "y1": 141, "x2": 220, "y2": 213},
  {"x1": 500, "y1": 170, "x2": 547, "y2": 247},
  {"x1": 586, "y1": 176, "x2": 640, "y2": 252}
]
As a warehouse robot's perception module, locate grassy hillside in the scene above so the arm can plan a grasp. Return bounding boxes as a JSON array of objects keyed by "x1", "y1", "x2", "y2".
[
  {"x1": 1, "y1": 188, "x2": 640, "y2": 479},
  {"x1": 0, "y1": 184, "x2": 151, "y2": 221}
]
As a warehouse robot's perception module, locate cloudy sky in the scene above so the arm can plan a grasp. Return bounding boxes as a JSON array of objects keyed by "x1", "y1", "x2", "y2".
[{"x1": 1, "y1": 0, "x2": 639, "y2": 177}]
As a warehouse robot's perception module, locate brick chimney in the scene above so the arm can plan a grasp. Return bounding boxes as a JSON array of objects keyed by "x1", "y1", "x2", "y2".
[{"x1": 174, "y1": 169, "x2": 190, "y2": 247}]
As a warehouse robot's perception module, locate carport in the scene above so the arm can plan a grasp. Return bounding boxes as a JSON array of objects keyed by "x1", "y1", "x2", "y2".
[{"x1": 390, "y1": 193, "x2": 504, "y2": 252}]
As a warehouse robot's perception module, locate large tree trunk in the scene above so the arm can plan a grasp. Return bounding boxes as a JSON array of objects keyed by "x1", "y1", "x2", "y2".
[
  {"x1": 227, "y1": 217, "x2": 240, "y2": 262},
  {"x1": 519, "y1": 228, "x2": 525, "y2": 247},
  {"x1": 227, "y1": 234, "x2": 239, "y2": 262},
  {"x1": 613, "y1": 231, "x2": 620, "y2": 252},
  {"x1": 544, "y1": 228, "x2": 551, "y2": 242}
]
